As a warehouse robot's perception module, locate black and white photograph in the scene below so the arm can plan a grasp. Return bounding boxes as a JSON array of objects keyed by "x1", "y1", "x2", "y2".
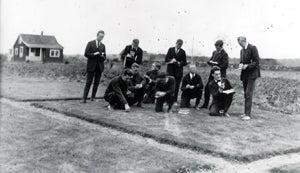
[{"x1": 0, "y1": 0, "x2": 300, "y2": 172}]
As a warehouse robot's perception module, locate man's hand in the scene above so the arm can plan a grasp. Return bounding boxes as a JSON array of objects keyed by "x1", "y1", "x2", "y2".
[
  {"x1": 135, "y1": 84, "x2": 143, "y2": 89},
  {"x1": 125, "y1": 104, "x2": 130, "y2": 112},
  {"x1": 189, "y1": 85, "x2": 195, "y2": 89},
  {"x1": 210, "y1": 60, "x2": 218, "y2": 65},
  {"x1": 186, "y1": 84, "x2": 190, "y2": 89},
  {"x1": 242, "y1": 64, "x2": 248, "y2": 70},
  {"x1": 170, "y1": 58, "x2": 177, "y2": 63},
  {"x1": 126, "y1": 54, "x2": 132, "y2": 58},
  {"x1": 94, "y1": 52, "x2": 100, "y2": 55},
  {"x1": 155, "y1": 91, "x2": 166, "y2": 98}
]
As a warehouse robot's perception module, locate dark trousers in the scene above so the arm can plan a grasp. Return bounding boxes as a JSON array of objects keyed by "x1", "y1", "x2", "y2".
[
  {"x1": 209, "y1": 93, "x2": 233, "y2": 116},
  {"x1": 155, "y1": 94, "x2": 174, "y2": 112},
  {"x1": 202, "y1": 75, "x2": 214, "y2": 107},
  {"x1": 82, "y1": 68, "x2": 102, "y2": 100},
  {"x1": 143, "y1": 85, "x2": 156, "y2": 103},
  {"x1": 242, "y1": 79, "x2": 256, "y2": 117},
  {"x1": 129, "y1": 88, "x2": 146, "y2": 105},
  {"x1": 104, "y1": 92, "x2": 136, "y2": 110},
  {"x1": 180, "y1": 91, "x2": 202, "y2": 108},
  {"x1": 174, "y1": 76, "x2": 182, "y2": 102}
]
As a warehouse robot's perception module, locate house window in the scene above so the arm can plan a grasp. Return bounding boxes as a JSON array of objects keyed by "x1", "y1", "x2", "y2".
[
  {"x1": 50, "y1": 49, "x2": 60, "y2": 57},
  {"x1": 31, "y1": 48, "x2": 35, "y2": 53},
  {"x1": 15, "y1": 48, "x2": 18, "y2": 55}
]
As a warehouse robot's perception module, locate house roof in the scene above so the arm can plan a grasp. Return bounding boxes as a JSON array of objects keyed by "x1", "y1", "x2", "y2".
[{"x1": 19, "y1": 34, "x2": 64, "y2": 49}]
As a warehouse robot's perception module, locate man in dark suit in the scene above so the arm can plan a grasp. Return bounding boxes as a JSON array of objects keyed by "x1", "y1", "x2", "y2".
[
  {"x1": 208, "y1": 66, "x2": 234, "y2": 117},
  {"x1": 201, "y1": 40, "x2": 229, "y2": 108},
  {"x1": 155, "y1": 72, "x2": 176, "y2": 112},
  {"x1": 104, "y1": 69, "x2": 133, "y2": 112},
  {"x1": 143, "y1": 61, "x2": 162, "y2": 104},
  {"x1": 127, "y1": 63, "x2": 147, "y2": 107},
  {"x1": 121, "y1": 39, "x2": 143, "y2": 68},
  {"x1": 81, "y1": 30, "x2": 106, "y2": 103},
  {"x1": 165, "y1": 39, "x2": 187, "y2": 104},
  {"x1": 237, "y1": 36, "x2": 261, "y2": 120},
  {"x1": 180, "y1": 64, "x2": 204, "y2": 109}
]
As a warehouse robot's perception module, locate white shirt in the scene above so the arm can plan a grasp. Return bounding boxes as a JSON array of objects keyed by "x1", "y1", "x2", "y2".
[
  {"x1": 189, "y1": 73, "x2": 195, "y2": 79},
  {"x1": 244, "y1": 42, "x2": 248, "y2": 50},
  {"x1": 96, "y1": 40, "x2": 101, "y2": 48}
]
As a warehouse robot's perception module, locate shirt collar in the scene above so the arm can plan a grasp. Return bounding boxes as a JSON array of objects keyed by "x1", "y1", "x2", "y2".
[
  {"x1": 189, "y1": 72, "x2": 194, "y2": 79},
  {"x1": 244, "y1": 42, "x2": 248, "y2": 49}
]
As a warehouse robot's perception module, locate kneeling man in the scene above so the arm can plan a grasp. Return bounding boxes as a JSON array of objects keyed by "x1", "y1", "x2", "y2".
[
  {"x1": 209, "y1": 66, "x2": 235, "y2": 117},
  {"x1": 127, "y1": 63, "x2": 147, "y2": 107},
  {"x1": 155, "y1": 72, "x2": 176, "y2": 112},
  {"x1": 180, "y1": 64, "x2": 204, "y2": 109},
  {"x1": 104, "y1": 69, "x2": 133, "y2": 112}
]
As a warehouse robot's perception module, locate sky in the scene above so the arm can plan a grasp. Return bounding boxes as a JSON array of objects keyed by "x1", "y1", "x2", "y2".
[{"x1": 1, "y1": 0, "x2": 300, "y2": 59}]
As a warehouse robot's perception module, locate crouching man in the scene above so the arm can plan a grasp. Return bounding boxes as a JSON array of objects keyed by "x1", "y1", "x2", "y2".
[
  {"x1": 104, "y1": 69, "x2": 133, "y2": 112},
  {"x1": 155, "y1": 72, "x2": 176, "y2": 112},
  {"x1": 127, "y1": 63, "x2": 147, "y2": 107},
  {"x1": 180, "y1": 64, "x2": 204, "y2": 109},
  {"x1": 143, "y1": 61, "x2": 162, "y2": 104},
  {"x1": 209, "y1": 66, "x2": 235, "y2": 117}
]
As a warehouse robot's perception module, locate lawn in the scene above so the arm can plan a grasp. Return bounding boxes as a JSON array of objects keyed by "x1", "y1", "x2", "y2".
[
  {"x1": 0, "y1": 103, "x2": 215, "y2": 173},
  {"x1": 31, "y1": 99, "x2": 300, "y2": 163}
]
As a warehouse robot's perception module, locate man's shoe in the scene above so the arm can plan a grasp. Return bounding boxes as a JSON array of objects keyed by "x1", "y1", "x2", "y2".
[
  {"x1": 200, "y1": 105, "x2": 208, "y2": 109},
  {"x1": 90, "y1": 98, "x2": 95, "y2": 102},
  {"x1": 224, "y1": 113, "x2": 231, "y2": 117},
  {"x1": 136, "y1": 102, "x2": 143, "y2": 108},
  {"x1": 240, "y1": 114, "x2": 246, "y2": 118},
  {"x1": 242, "y1": 116, "x2": 251, "y2": 120},
  {"x1": 80, "y1": 99, "x2": 86, "y2": 103}
]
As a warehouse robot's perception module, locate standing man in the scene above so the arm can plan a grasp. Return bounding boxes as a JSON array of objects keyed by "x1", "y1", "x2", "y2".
[
  {"x1": 201, "y1": 40, "x2": 229, "y2": 108},
  {"x1": 237, "y1": 36, "x2": 261, "y2": 120},
  {"x1": 81, "y1": 30, "x2": 106, "y2": 103},
  {"x1": 180, "y1": 64, "x2": 204, "y2": 109},
  {"x1": 155, "y1": 72, "x2": 176, "y2": 112},
  {"x1": 208, "y1": 66, "x2": 234, "y2": 117},
  {"x1": 165, "y1": 39, "x2": 187, "y2": 104},
  {"x1": 121, "y1": 39, "x2": 143, "y2": 68},
  {"x1": 104, "y1": 69, "x2": 133, "y2": 112}
]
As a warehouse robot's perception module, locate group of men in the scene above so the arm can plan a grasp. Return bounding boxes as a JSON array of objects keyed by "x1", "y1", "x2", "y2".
[{"x1": 80, "y1": 30, "x2": 261, "y2": 120}]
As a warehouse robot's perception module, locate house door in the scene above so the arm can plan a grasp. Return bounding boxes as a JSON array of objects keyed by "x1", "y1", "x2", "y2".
[{"x1": 42, "y1": 49, "x2": 46, "y2": 62}]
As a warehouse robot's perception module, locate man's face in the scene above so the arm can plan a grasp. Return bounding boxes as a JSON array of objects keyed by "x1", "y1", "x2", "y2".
[
  {"x1": 122, "y1": 74, "x2": 132, "y2": 82},
  {"x1": 189, "y1": 66, "x2": 197, "y2": 74},
  {"x1": 213, "y1": 70, "x2": 221, "y2": 81},
  {"x1": 215, "y1": 45, "x2": 222, "y2": 51},
  {"x1": 176, "y1": 42, "x2": 183, "y2": 49},
  {"x1": 132, "y1": 42, "x2": 139, "y2": 49},
  {"x1": 237, "y1": 39, "x2": 245, "y2": 48},
  {"x1": 97, "y1": 33, "x2": 105, "y2": 42},
  {"x1": 151, "y1": 63, "x2": 159, "y2": 71},
  {"x1": 131, "y1": 66, "x2": 139, "y2": 74}
]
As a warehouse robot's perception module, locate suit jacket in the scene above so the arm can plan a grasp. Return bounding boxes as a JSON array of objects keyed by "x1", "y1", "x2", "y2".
[
  {"x1": 104, "y1": 76, "x2": 128, "y2": 105},
  {"x1": 240, "y1": 43, "x2": 261, "y2": 80},
  {"x1": 181, "y1": 73, "x2": 204, "y2": 97},
  {"x1": 145, "y1": 69, "x2": 159, "y2": 87},
  {"x1": 121, "y1": 45, "x2": 143, "y2": 68},
  {"x1": 207, "y1": 49, "x2": 229, "y2": 77},
  {"x1": 165, "y1": 47, "x2": 187, "y2": 78},
  {"x1": 84, "y1": 40, "x2": 106, "y2": 73},
  {"x1": 155, "y1": 76, "x2": 176, "y2": 97},
  {"x1": 128, "y1": 72, "x2": 147, "y2": 91},
  {"x1": 208, "y1": 78, "x2": 232, "y2": 104}
]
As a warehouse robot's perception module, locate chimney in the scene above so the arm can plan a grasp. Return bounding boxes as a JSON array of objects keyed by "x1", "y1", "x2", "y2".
[{"x1": 41, "y1": 31, "x2": 43, "y2": 36}]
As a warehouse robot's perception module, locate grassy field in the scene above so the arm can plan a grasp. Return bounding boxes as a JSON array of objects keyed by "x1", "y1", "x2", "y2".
[
  {"x1": 0, "y1": 102, "x2": 216, "y2": 173},
  {"x1": 31, "y1": 100, "x2": 300, "y2": 163}
]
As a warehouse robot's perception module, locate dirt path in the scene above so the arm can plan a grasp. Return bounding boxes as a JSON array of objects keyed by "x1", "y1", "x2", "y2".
[{"x1": 1, "y1": 98, "x2": 299, "y2": 173}]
